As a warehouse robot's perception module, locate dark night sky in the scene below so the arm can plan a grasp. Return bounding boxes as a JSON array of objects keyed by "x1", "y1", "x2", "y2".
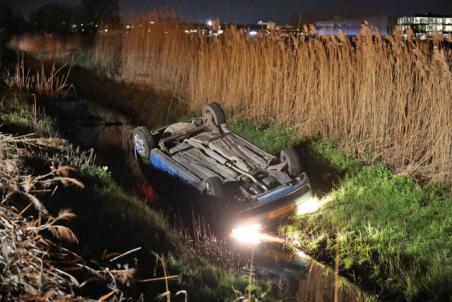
[{"x1": 5, "y1": 0, "x2": 452, "y2": 23}]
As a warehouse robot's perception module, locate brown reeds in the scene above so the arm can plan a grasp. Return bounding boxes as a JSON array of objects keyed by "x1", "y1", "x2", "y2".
[
  {"x1": 94, "y1": 12, "x2": 452, "y2": 183},
  {"x1": 3, "y1": 57, "x2": 73, "y2": 97},
  {"x1": 0, "y1": 132, "x2": 137, "y2": 301}
]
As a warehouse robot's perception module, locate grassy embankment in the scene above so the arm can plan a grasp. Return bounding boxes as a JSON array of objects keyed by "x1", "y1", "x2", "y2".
[
  {"x1": 0, "y1": 88, "x2": 276, "y2": 301},
  {"x1": 228, "y1": 119, "x2": 451, "y2": 301}
]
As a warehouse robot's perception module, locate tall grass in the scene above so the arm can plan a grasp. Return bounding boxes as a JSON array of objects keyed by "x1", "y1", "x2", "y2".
[
  {"x1": 2, "y1": 58, "x2": 73, "y2": 97},
  {"x1": 94, "y1": 12, "x2": 452, "y2": 183}
]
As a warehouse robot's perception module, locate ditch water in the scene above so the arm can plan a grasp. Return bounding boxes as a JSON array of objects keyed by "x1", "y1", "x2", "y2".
[{"x1": 49, "y1": 97, "x2": 373, "y2": 302}]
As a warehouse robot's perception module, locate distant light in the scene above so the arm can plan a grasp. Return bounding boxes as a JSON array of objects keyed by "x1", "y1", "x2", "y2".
[
  {"x1": 207, "y1": 19, "x2": 213, "y2": 27},
  {"x1": 126, "y1": 25, "x2": 131, "y2": 29},
  {"x1": 249, "y1": 30, "x2": 258, "y2": 36},
  {"x1": 150, "y1": 21, "x2": 155, "y2": 24},
  {"x1": 104, "y1": 28, "x2": 109, "y2": 33}
]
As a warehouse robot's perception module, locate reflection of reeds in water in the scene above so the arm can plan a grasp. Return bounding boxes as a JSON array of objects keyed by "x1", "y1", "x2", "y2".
[
  {"x1": 297, "y1": 259, "x2": 376, "y2": 302},
  {"x1": 8, "y1": 33, "x2": 88, "y2": 60},
  {"x1": 95, "y1": 12, "x2": 452, "y2": 183}
]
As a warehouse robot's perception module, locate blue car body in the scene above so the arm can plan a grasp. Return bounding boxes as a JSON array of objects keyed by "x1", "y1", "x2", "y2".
[{"x1": 134, "y1": 122, "x2": 313, "y2": 228}]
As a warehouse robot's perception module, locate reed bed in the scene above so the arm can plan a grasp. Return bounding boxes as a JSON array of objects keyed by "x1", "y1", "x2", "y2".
[
  {"x1": 2, "y1": 58, "x2": 73, "y2": 97},
  {"x1": 94, "y1": 12, "x2": 452, "y2": 183}
]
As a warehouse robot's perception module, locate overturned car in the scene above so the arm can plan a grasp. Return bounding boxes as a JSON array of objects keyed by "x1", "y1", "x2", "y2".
[{"x1": 132, "y1": 102, "x2": 313, "y2": 233}]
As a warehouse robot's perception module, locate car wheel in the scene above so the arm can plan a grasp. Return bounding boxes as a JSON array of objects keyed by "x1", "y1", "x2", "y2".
[
  {"x1": 280, "y1": 147, "x2": 302, "y2": 177},
  {"x1": 202, "y1": 102, "x2": 226, "y2": 127},
  {"x1": 205, "y1": 177, "x2": 225, "y2": 199},
  {"x1": 132, "y1": 127, "x2": 154, "y2": 162}
]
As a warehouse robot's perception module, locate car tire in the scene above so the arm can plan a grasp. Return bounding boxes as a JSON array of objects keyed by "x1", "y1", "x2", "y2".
[
  {"x1": 280, "y1": 147, "x2": 302, "y2": 177},
  {"x1": 205, "y1": 177, "x2": 225, "y2": 199},
  {"x1": 132, "y1": 127, "x2": 154, "y2": 163},
  {"x1": 202, "y1": 102, "x2": 226, "y2": 127}
]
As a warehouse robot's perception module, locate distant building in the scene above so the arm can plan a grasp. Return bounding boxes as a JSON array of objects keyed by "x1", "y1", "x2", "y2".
[
  {"x1": 396, "y1": 14, "x2": 452, "y2": 40},
  {"x1": 257, "y1": 20, "x2": 277, "y2": 30},
  {"x1": 315, "y1": 16, "x2": 389, "y2": 36}
]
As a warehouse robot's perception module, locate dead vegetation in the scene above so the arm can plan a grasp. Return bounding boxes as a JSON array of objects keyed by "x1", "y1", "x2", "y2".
[
  {"x1": 0, "y1": 133, "x2": 138, "y2": 301},
  {"x1": 2, "y1": 57, "x2": 73, "y2": 97},
  {"x1": 94, "y1": 12, "x2": 452, "y2": 183}
]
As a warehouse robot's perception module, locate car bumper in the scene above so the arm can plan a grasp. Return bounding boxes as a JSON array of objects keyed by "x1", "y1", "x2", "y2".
[{"x1": 234, "y1": 174, "x2": 313, "y2": 229}]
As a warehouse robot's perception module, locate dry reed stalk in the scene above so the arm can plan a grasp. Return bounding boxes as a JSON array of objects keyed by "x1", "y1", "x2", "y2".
[
  {"x1": 0, "y1": 132, "x2": 136, "y2": 301},
  {"x1": 94, "y1": 12, "x2": 452, "y2": 183},
  {"x1": 2, "y1": 57, "x2": 73, "y2": 97}
]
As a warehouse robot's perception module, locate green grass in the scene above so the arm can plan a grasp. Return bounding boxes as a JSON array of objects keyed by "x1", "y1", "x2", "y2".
[
  {"x1": 309, "y1": 140, "x2": 360, "y2": 171},
  {"x1": 0, "y1": 110, "x2": 57, "y2": 137},
  {"x1": 58, "y1": 49, "x2": 94, "y2": 68},
  {"x1": 168, "y1": 254, "x2": 275, "y2": 301},
  {"x1": 229, "y1": 119, "x2": 452, "y2": 300},
  {"x1": 229, "y1": 119, "x2": 298, "y2": 154},
  {"x1": 285, "y1": 143, "x2": 452, "y2": 301}
]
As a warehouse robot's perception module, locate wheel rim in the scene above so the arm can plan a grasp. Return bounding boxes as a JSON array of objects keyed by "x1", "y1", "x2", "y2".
[
  {"x1": 280, "y1": 153, "x2": 289, "y2": 171},
  {"x1": 133, "y1": 134, "x2": 146, "y2": 157},
  {"x1": 206, "y1": 183, "x2": 213, "y2": 195},
  {"x1": 204, "y1": 111, "x2": 215, "y2": 126}
]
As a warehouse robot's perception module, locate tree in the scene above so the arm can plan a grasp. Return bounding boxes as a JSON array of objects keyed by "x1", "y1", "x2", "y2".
[
  {"x1": 80, "y1": 0, "x2": 121, "y2": 27},
  {"x1": 0, "y1": 4, "x2": 14, "y2": 29},
  {"x1": 30, "y1": 3, "x2": 75, "y2": 33},
  {"x1": 0, "y1": 4, "x2": 28, "y2": 33}
]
